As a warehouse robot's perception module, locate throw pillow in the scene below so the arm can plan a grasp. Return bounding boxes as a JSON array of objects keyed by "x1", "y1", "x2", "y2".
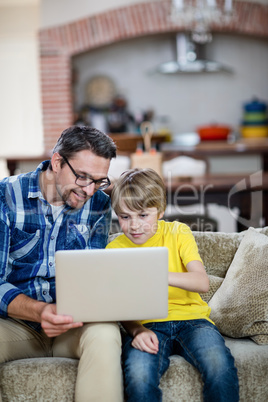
[
  {"x1": 208, "y1": 227, "x2": 268, "y2": 345},
  {"x1": 200, "y1": 275, "x2": 224, "y2": 304}
]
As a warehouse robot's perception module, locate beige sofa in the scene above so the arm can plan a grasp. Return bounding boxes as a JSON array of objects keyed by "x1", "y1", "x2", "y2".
[{"x1": 1, "y1": 227, "x2": 268, "y2": 401}]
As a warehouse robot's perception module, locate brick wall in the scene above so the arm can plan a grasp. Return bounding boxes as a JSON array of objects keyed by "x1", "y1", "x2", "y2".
[{"x1": 39, "y1": 0, "x2": 268, "y2": 152}]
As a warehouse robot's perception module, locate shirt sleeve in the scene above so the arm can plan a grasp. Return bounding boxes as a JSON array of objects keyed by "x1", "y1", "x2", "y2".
[
  {"x1": 177, "y1": 223, "x2": 203, "y2": 267},
  {"x1": 88, "y1": 192, "x2": 112, "y2": 249},
  {"x1": 0, "y1": 213, "x2": 23, "y2": 317}
]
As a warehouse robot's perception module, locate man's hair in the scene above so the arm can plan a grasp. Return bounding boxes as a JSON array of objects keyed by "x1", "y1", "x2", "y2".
[
  {"x1": 112, "y1": 168, "x2": 166, "y2": 215},
  {"x1": 51, "y1": 125, "x2": 116, "y2": 167}
]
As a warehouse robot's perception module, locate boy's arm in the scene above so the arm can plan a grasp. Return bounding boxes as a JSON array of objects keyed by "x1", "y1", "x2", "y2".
[
  {"x1": 168, "y1": 260, "x2": 209, "y2": 293},
  {"x1": 121, "y1": 321, "x2": 159, "y2": 354}
]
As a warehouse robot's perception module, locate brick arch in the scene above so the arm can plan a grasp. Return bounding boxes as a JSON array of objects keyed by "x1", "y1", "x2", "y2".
[{"x1": 39, "y1": 0, "x2": 268, "y2": 151}]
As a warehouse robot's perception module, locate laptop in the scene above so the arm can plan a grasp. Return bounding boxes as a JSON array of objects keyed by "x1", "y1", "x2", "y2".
[{"x1": 55, "y1": 247, "x2": 168, "y2": 322}]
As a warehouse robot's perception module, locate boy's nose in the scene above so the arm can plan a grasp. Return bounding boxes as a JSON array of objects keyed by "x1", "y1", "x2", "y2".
[{"x1": 130, "y1": 219, "x2": 140, "y2": 230}]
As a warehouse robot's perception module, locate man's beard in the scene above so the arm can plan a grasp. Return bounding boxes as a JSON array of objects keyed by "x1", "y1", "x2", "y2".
[{"x1": 58, "y1": 186, "x2": 89, "y2": 210}]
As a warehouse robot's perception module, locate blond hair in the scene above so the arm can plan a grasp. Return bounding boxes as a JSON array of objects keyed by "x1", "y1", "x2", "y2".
[{"x1": 112, "y1": 168, "x2": 166, "y2": 215}]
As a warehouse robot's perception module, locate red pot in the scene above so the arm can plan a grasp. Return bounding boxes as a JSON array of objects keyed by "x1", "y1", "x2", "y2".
[{"x1": 197, "y1": 125, "x2": 231, "y2": 141}]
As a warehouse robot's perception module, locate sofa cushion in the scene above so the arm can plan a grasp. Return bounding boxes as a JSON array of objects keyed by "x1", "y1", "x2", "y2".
[
  {"x1": 193, "y1": 227, "x2": 268, "y2": 278},
  {"x1": 160, "y1": 337, "x2": 268, "y2": 402},
  {"x1": 208, "y1": 227, "x2": 268, "y2": 344},
  {"x1": 193, "y1": 231, "x2": 244, "y2": 278},
  {"x1": 0, "y1": 357, "x2": 78, "y2": 401},
  {"x1": 1, "y1": 339, "x2": 268, "y2": 402},
  {"x1": 200, "y1": 275, "x2": 224, "y2": 303}
]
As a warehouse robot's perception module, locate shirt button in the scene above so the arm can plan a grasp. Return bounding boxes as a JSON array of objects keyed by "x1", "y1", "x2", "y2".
[
  {"x1": 43, "y1": 291, "x2": 47, "y2": 295},
  {"x1": 51, "y1": 236, "x2": 55, "y2": 240},
  {"x1": 49, "y1": 262, "x2": 53, "y2": 267}
]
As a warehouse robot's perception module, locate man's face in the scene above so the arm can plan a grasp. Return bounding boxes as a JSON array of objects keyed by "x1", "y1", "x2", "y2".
[{"x1": 52, "y1": 150, "x2": 110, "y2": 209}]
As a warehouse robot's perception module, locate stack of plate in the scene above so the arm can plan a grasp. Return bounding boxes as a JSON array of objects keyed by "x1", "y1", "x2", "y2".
[{"x1": 241, "y1": 99, "x2": 268, "y2": 138}]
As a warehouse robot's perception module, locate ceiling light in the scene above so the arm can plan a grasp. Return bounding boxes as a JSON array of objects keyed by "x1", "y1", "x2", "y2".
[{"x1": 171, "y1": 0, "x2": 234, "y2": 44}]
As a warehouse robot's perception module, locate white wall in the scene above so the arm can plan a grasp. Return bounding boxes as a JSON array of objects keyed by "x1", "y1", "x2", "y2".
[
  {"x1": 73, "y1": 33, "x2": 268, "y2": 135},
  {"x1": 40, "y1": 0, "x2": 268, "y2": 28},
  {"x1": 0, "y1": 0, "x2": 267, "y2": 168},
  {"x1": 41, "y1": 0, "x2": 268, "y2": 137},
  {"x1": 40, "y1": 0, "x2": 156, "y2": 28},
  {"x1": 0, "y1": 0, "x2": 43, "y2": 161}
]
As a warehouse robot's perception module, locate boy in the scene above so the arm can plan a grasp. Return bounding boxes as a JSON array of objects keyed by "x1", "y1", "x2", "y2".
[{"x1": 107, "y1": 168, "x2": 239, "y2": 402}]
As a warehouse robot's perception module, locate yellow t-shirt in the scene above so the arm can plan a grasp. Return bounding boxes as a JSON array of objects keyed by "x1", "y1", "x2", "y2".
[{"x1": 106, "y1": 220, "x2": 213, "y2": 324}]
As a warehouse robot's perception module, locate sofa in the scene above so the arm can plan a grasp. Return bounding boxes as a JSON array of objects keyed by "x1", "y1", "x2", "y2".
[{"x1": 1, "y1": 226, "x2": 268, "y2": 401}]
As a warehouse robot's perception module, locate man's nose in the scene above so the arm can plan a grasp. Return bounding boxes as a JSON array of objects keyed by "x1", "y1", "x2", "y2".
[{"x1": 82, "y1": 183, "x2": 96, "y2": 196}]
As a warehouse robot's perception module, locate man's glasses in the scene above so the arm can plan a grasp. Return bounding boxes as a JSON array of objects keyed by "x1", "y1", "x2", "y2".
[{"x1": 61, "y1": 155, "x2": 111, "y2": 190}]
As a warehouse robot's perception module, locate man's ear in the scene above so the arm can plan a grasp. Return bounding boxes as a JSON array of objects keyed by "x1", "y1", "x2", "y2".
[
  {"x1": 51, "y1": 152, "x2": 62, "y2": 173},
  {"x1": 158, "y1": 211, "x2": 164, "y2": 220}
]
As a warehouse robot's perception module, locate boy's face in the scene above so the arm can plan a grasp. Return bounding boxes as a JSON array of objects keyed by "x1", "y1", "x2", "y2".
[{"x1": 117, "y1": 202, "x2": 164, "y2": 245}]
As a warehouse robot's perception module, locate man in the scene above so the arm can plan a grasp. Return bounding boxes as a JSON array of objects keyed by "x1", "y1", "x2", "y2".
[{"x1": 0, "y1": 126, "x2": 123, "y2": 402}]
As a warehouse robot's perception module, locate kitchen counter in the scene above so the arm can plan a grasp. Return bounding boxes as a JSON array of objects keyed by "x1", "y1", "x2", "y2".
[
  {"x1": 162, "y1": 138, "x2": 268, "y2": 153},
  {"x1": 161, "y1": 138, "x2": 268, "y2": 174},
  {"x1": 5, "y1": 139, "x2": 268, "y2": 231},
  {"x1": 161, "y1": 138, "x2": 268, "y2": 171},
  {"x1": 7, "y1": 138, "x2": 268, "y2": 175},
  {"x1": 6, "y1": 137, "x2": 268, "y2": 175}
]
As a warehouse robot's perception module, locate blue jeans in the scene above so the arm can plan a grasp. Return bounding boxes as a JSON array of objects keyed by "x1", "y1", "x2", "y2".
[{"x1": 122, "y1": 320, "x2": 239, "y2": 402}]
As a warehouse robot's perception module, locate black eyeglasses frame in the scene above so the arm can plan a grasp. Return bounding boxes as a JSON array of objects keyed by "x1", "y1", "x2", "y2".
[{"x1": 61, "y1": 155, "x2": 111, "y2": 190}]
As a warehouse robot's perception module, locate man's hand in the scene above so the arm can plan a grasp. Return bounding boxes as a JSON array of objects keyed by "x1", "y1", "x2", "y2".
[
  {"x1": 131, "y1": 327, "x2": 159, "y2": 354},
  {"x1": 40, "y1": 303, "x2": 83, "y2": 337},
  {"x1": 7, "y1": 294, "x2": 83, "y2": 338}
]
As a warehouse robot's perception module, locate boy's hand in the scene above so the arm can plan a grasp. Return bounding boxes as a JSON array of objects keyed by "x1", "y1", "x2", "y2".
[{"x1": 132, "y1": 327, "x2": 159, "y2": 354}]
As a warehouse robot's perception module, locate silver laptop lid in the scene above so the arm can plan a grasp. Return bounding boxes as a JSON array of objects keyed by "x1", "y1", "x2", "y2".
[{"x1": 56, "y1": 247, "x2": 168, "y2": 322}]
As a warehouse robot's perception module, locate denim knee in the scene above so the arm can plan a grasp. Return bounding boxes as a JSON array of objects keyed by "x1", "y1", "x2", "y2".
[
  {"x1": 173, "y1": 320, "x2": 239, "y2": 402},
  {"x1": 201, "y1": 343, "x2": 239, "y2": 402},
  {"x1": 122, "y1": 336, "x2": 163, "y2": 401}
]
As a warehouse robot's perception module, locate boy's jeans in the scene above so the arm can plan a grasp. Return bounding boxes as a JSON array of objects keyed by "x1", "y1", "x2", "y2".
[{"x1": 122, "y1": 319, "x2": 239, "y2": 402}]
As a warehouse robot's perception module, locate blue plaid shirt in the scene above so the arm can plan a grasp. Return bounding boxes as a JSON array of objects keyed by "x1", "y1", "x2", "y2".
[{"x1": 0, "y1": 160, "x2": 111, "y2": 321}]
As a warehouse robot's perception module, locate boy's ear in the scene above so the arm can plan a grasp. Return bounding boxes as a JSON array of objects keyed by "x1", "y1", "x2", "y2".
[{"x1": 158, "y1": 211, "x2": 164, "y2": 220}]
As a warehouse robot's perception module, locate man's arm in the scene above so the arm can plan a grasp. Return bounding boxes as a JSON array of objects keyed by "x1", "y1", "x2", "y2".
[
  {"x1": 7, "y1": 293, "x2": 47, "y2": 322},
  {"x1": 8, "y1": 294, "x2": 83, "y2": 337}
]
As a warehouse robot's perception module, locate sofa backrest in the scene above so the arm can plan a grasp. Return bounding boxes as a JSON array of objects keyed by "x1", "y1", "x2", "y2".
[{"x1": 193, "y1": 227, "x2": 268, "y2": 278}]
